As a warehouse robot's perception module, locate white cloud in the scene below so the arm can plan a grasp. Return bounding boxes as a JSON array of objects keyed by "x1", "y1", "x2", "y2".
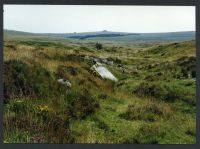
[{"x1": 3, "y1": 5, "x2": 195, "y2": 33}]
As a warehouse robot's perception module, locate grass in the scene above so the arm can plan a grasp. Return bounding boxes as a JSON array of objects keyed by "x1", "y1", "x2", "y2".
[{"x1": 3, "y1": 36, "x2": 196, "y2": 144}]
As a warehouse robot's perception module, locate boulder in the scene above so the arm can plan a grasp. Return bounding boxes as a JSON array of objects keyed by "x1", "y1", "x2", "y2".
[
  {"x1": 91, "y1": 63, "x2": 118, "y2": 82},
  {"x1": 57, "y1": 79, "x2": 72, "y2": 88}
]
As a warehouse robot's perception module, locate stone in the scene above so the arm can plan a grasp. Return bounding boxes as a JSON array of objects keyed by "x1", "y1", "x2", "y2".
[{"x1": 57, "y1": 78, "x2": 72, "y2": 88}]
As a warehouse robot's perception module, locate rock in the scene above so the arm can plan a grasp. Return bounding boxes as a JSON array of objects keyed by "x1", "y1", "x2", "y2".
[
  {"x1": 96, "y1": 62, "x2": 102, "y2": 66},
  {"x1": 57, "y1": 79, "x2": 72, "y2": 88},
  {"x1": 101, "y1": 58, "x2": 108, "y2": 63},
  {"x1": 106, "y1": 61, "x2": 114, "y2": 65},
  {"x1": 91, "y1": 63, "x2": 118, "y2": 82},
  {"x1": 84, "y1": 56, "x2": 114, "y2": 65},
  {"x1": 93, "y1": 58, "x2": 99, "y2": 62}
]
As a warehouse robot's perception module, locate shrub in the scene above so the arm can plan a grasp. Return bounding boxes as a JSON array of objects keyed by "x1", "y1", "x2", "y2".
[
  {"x1": 120, "y1": 102, "x2": 172, "y2": 122},
  {"x1": 133, "y1": 124, "x2": 166, "y2": 144},
  {"x1": 4, "y1": 60, "x2": 31, "y2": 98},
  {"x1": 114, "y1": 58, "x2": 122, "y2": 64},
  {"x1": 4, "y1": 60, "x2": 63, "y2": 100},
  {"x1": 56, "y1": 65, "x2": 69, "y2": 79},
  {"x1": 98, "y1": 94, "x2": 107, "y2": 100},
  {"x1": 185, "y1": 121, "x2": 196, "y2": 136},
  {"x1": 5, "y1": 44, "x2": 17, "y2": 50},
  {"x1": 147, "y1": 62, "x2": 182, "y2": 79},
  {"x1": 133, "y1": 81, "x2": 195, "y2": 104},
  {"x1": 176, "y1": 56, "x2": 196, "y2": 78},
  {"x1": 95, "y1": 43, "x2": 103, "y2": 50},
  {"x1": 46, "y1": 114, "x2": 74, "y2": 143},
  {"x1": 67, "y1": 66, "x2": 79, "y2": 76},
  {"x1": 66, "y1": 89, "x2": 99, "y2": 119},
  {"x1": 133, "y1": 82, "x2": 169, "y2": 101},
  {"x1": 56, "y1": 65, "x2": 80, "y2": 77},
  {"x1": 92, "y1": 116, "x2": 109, "y2": 131}
]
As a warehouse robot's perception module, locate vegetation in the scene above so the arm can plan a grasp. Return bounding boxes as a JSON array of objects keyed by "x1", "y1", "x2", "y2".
[
  {"x1": 3, "y1": 31, "x2": 196, "y2": 144},
  {"x1": 95, "y1": 42, "x2": 103, "y2": 50}
]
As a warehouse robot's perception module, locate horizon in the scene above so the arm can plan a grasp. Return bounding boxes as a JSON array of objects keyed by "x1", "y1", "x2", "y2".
[
  {"x1": 4, "y1": 29, "x2": 195, "y2": 34},
  {"x1": 4, "y1": 5, "x2": 195, "y2": 33}
]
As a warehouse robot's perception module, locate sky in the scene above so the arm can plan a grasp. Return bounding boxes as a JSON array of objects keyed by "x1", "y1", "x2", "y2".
[{"x1": 3, "y1": 5, "x2": 195, "y2": 33}]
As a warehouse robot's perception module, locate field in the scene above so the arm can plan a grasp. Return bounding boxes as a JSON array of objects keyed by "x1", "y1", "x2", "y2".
[{"x1": 3, "y1": 30, "x2": 196, "y2": 144}]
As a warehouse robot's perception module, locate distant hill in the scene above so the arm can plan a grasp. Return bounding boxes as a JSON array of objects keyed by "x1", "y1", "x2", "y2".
[{"x1": 4, "y1": 29, "x2": 195, "y2": 43}]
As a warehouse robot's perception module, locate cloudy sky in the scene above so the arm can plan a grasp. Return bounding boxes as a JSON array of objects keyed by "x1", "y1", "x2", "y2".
[{"x1": 3, "y1": 5, "x2": 195, "y2": 33}]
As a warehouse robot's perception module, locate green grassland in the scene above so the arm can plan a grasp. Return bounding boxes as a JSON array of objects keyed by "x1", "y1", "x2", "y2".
[{"x1": 3, "y1": 32, "x2": 196, "y2": 144}]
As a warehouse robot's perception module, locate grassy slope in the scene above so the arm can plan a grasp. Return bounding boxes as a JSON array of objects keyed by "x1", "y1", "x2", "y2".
[{"x1": 3, "y1": 36, "x2": 196, "y2": 144}]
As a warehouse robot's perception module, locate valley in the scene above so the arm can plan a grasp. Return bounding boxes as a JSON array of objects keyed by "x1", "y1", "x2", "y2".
[{"x1": 3, "y1": 30, "x2": 196, "y2": 144}]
